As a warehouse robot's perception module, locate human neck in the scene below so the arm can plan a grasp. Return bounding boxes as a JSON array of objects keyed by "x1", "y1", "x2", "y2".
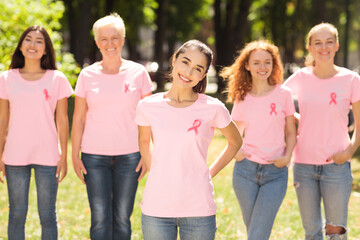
[
  {"x1": 20, "y1": 59, "x2": 44, "y2": 73},
  {"x1": 164, "y1": 86, "x2": 198, "y2": 107},
  {"x1": 100, "y1": 57, "x2": 124, "y2": 74},
  {"x1": 250, "y1": 79, "x2": 275, "y2": 96},
  {"x1": 312, "y1": 62, "x2": 339, "y2": 79}
]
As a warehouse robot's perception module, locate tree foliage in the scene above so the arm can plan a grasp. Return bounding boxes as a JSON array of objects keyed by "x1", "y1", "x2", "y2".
[
  {"x1": 0, "y1": 0, "x2": 80, "y2": 86},
  {"x1": 63, "y1": 0, "x2": 157, "y2": 65}
]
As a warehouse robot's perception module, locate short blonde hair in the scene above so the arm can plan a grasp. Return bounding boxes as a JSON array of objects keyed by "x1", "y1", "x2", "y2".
[
  {"x1": 93, "y1": 13, "x2": 126, "y2": 41},
  {"x1": 305, "y1": 23, "x2": 338, "y2": 66}
]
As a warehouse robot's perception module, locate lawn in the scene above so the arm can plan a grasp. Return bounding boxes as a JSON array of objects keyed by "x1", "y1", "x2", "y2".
[{"x1": 0, "y1": 131, "x2": 360, "y2": 239}]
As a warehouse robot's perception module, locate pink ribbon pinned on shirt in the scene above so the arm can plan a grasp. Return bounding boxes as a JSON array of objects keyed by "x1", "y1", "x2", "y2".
[
  {"x1": 270, "y1": 103, "x2": 277, "y2": 115},
  {"x1": 187, "y1": 119, "x2": 201, "y2": 135},
  {"x1": 43, "y1": 89, "x2": 50, "y2": 100},
  {"x1": 329, "y1": 92, "x2": 337, "y2": 105},
  {"x1": 124, "y1": 83, "x2": 130, "y2": 93}
]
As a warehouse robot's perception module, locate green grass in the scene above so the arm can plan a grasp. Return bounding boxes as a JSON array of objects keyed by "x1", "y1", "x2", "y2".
[{"x1": 1, "y1": 132, "x2": 360, "y2": 239}]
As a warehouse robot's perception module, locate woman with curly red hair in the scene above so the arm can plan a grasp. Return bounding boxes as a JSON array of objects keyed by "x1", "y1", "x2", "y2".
[{"x1": 222, "y1": 39, "x2": 296, "y2": 240}]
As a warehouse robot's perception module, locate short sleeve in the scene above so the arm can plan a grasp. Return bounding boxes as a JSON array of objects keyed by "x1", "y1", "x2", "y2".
[
  {"x1": 213, "y1": 101, "x2": 231, "y2": 128},
  {"x1": 74, "y1": 70, "x2": 87, "y2": 98},
  {"x1": 0, "y1": 72, "x2": 8, "y2": 100},
  {"x1": 284, "y1": 71, "x2": 300, "y2": 96},
  {"x1": 231, "y1": 101, "x2": 244, "y2": 122},
  {"x1": 350, "y1": 73, "x2": 360, "y2": 103},
  {"x1": 56, "y1": 71, "x2": 74, "y2": 100},
  {"x1": 135, "y1": 100, "x2": 151, "y2": 126},
  {"x1": 284, "y1": 88, "x2": 296, "y2": 116},
  {"x1": 140, "y1": 69, "x2": 153, "y2": 96}
]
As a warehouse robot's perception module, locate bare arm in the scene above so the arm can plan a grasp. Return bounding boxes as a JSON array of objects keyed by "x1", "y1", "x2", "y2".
[
  {"x1": 138, "y1": 125, "x2": 152, "y2": 171},
  {"x1": 0, "y1": 99, "x2": 9, "y2": 183},
  {"x1": 55, "y1": 98, "x2": 70, "y2": 182},
  {"x1": 134, "y1": 92, "x2": 153, "y2": 181},
  {"x1": 329, "y1": 101, "x2": 360, "y2": 163},
  {"x1": 233, "y1": 120, "x2": 251, "y2": 161},
  {"x1": 209, "y1": 121, "x2": 242, "y2": 178},
  {"x1": 71, "y1": 96, "x2": 88, "y2": 184},
  {"x1": 268, "y1": 115, "x2": 297, "y2": 167}
]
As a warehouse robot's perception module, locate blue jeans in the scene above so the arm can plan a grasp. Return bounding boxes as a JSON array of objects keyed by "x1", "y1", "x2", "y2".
[
  {"x1": 232, "y1": 158, "x2": 288, "y2": 240},
  {"x1": 293, "y1": 163, "x2": 352, "y2": 240},
  {"x1": 6, "y1": 164, "x2": 58, "y2": 240},
  {"x1": 82, "y1": 152, "x2": 141, "y2": 240},
  {"x1": 141, "y1": 213, "x2": 216, "y2": 240}
]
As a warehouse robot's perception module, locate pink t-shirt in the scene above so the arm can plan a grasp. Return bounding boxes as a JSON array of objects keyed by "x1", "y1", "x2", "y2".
[
  {"x1": 0, "y1": 69, "x2": 73, "y2": 166},
  {"x1": 135, "y1": 93, "x2": 231, "y2": 217},
  {"x1": 284, "y1": 67, "x2": 360, "y2": 165},
  {"x1": 231, "y1": 85, "x2": 295, "y2": 164},
  {"x1": 75, "y1": 61, "x2": 153, "y2": 155}
]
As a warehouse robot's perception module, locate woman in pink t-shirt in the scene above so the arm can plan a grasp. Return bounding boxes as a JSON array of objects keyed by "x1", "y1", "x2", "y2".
[
  {"x1": 284, "y1": 23, "x2": 360, "y2": 240},
  {"x1": 136, "y1": 40, "x2": 242, "y2": 240},
  {"x1": 0, "y1": 26, "x2": 73, "y2": 240},
  {"x1": 221, "y1": 40, "x2": 297, "y2": 239},
  {"x1": 71, "y1": 13, "x2": 153, "y2": 240}
]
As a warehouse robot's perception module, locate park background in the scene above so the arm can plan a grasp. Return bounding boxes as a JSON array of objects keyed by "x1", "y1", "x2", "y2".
[{"x1": 0, "y1": 0, "x2": 360, "y2": 239}]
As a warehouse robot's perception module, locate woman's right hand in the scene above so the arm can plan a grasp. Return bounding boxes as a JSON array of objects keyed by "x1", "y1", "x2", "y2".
[
  {"x1": 72, "y1": 155, "x2": 87, "y2": 184},
  {"x1": 235, "y1": 149, "x2": 251, "y2": 162},
  {"x1": 0, "y1": 160, "x2": 5, "y2": 183}
]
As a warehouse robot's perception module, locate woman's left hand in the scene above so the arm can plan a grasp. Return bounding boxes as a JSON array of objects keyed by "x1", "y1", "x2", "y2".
[
  {"x1": 268, "y1": 155, "x2": 291, "y2": 168},
  {"x1": 56, "y1": 155, "x2": 68, "y2": 182},
  {"x1": 136, "y1": 158, "x2": 147, "y2": 181},
  {"x1": 328, "y1": 149, "x2": 352, "y2": 164}
]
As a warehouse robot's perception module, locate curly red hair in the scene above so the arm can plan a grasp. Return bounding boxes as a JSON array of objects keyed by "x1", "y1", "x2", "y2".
[{"x1": 221, "y1": 39, "x2": 283, "y2": 102}]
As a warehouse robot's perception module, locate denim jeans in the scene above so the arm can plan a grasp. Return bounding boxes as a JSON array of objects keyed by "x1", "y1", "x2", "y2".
[
  {"x1": 232, "y1": 158, "x2": 288, "y2": 240},
  {"x1": 293, "y1": 162, "x2": 352, "y2": 240},
  {"x1": 6, "y1": 164, "x2": 58, "y2": 240},
  {"x1": 141, "y1": 213, "x2": 216, "y2": 240},
  {"x1": 82, "y1": 151, "x2": 141, "y2": 240}
]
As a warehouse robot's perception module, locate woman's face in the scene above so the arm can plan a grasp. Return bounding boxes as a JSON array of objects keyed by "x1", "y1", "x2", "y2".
[
  {"x1": 96, "y1": 25, "x2": 124, "y2": 58},
  {"x1": 20, "y1": 30, "x2": 46, "y2": 60},
  {"x1": 245, "y1": 49, "x2": 273, "y2": 83},
  {"x1": 308, "y1": 28, "x2": 339, "y2": 64},
  {"x1": 171, "y1": 47, "x2": 208, "y2": 90}
]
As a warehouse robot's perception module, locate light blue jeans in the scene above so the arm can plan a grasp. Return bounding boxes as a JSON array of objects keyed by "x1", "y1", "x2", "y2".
[
  {"x1": 293, "y1": 162, "x2": 352, "y2": 240},
  {"x1": 232, "y1": 158, "x2": 288, "y2": 240},
  {"x1": 141, "y1": 214, "x2": 216, "y2": 240},
  {"x1": 82, "y1": 151, "x2": 141, "y2": 240},
  {"x1": 6, "y1": 164, "x2": 58, "y2": 240}
]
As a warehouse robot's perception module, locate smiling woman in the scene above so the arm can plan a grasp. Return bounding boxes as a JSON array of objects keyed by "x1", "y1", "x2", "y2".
[
  {"x1": 0, "y1": 25, "x2": 73, "y2": 240},
  {"x1": 221, "y1": 39, "x2": 296, "y2": 240},
  {"x1": 284, "y1": 23, "x2": 360, "y2": 240},
  {"x1": 71, "y1": 13, "x2": 153, "y2": 240},
  {"x1": 136, "y1": 40, "x2": 242, "y2": 240}
]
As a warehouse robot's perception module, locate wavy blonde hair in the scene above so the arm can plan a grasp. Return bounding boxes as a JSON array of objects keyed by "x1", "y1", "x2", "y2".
[
  {"x1": 221, "y1": 39, "x2": 283, "y2": 102},
  {"x1": 305, "y1": 23, "x2": 338, "y2": 67}
]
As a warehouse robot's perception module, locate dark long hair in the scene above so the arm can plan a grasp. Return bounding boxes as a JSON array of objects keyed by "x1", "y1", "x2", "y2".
[
  {"x1": 169, "y1": 40, "x2": 213, "y2": 93},
  {"x1": 9, "y1": 25, "x2": 57, "y2": 70}
]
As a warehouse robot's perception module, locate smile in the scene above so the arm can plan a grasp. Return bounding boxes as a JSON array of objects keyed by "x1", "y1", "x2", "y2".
[{"x1": 179, "y1": 74, "x2": 191, "y2": 82}]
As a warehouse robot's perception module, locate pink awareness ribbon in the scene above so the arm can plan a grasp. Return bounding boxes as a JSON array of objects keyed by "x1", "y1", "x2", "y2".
[
  {"x1": 270, "y1": 103, "x2": 277, "y2": 115},
  {"x1": 329, "y1": 92, "x2": 337, "y2": 105},
  {"x1": 187, "y1": 119, "x2": 201, "y2": 135},
  {"x1": 124, "y1": 83, "x2": 130, "y2": 93},
  {"x1": 43, "y1": 89, "x2": 50, "y2": 100}
]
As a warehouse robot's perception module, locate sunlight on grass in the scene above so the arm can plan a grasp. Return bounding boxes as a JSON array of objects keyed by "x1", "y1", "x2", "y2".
[{"x1": 0, "y1": 136, "x2": 359, "y2": 239}]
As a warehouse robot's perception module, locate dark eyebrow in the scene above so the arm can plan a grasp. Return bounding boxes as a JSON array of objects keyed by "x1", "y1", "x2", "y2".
[
  {"x1": 182, "y1": 56, "x2": 205, "y2": 70},
  {"x1": 25, "y1": 35, "x2": 44, "y2": 41}
]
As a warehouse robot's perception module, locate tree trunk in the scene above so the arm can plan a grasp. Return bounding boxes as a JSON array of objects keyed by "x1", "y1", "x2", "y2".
[
  {"x1": 214, "y1": 0, "x2": 251, "y2": 94},
  {"x1": 154, "y1": 0, "x2": 169, "y2": 91}
]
